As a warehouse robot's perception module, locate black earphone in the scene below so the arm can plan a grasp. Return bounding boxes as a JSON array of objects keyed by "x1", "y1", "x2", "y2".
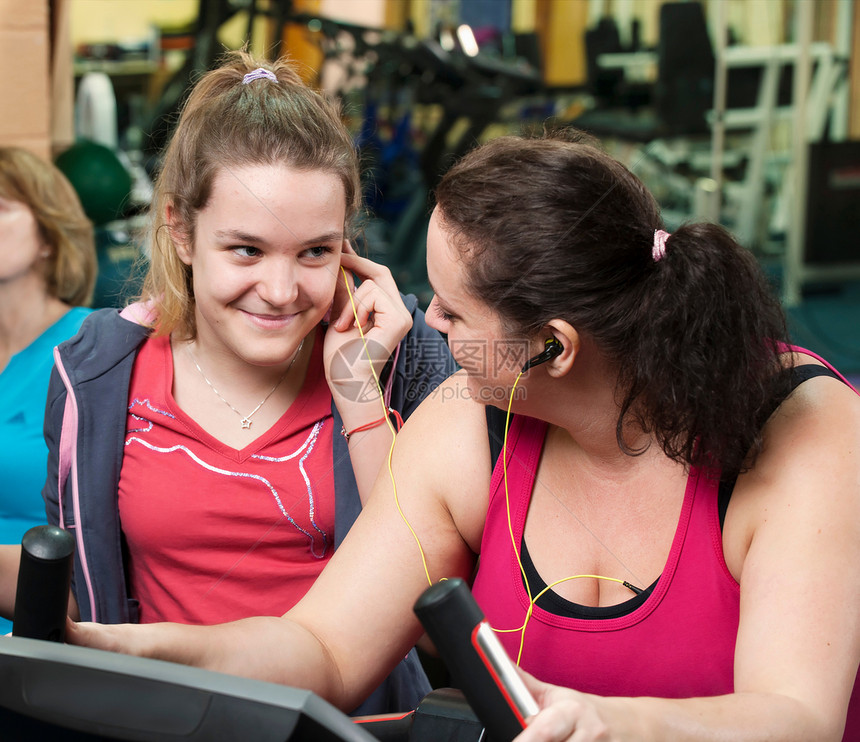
[{"x1": 521, "y1": 338, "x2": 563, "y2": 372}]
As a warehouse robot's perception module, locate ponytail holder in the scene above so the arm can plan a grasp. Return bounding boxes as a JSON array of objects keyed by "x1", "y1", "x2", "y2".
[
  {"x1": 652, "y1": 229, "x2": 670, "y2": 262},
  {"x1": 242, "y1": 68, "x2": 278, "y2": 85}
]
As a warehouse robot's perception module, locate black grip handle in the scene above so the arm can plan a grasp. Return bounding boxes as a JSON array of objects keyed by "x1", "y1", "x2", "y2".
[
  {"x1": 13, "y1": 525, "x2": 74, "y2": 642},
  {"x1": 413, "y1": 578, "x2": 537, "y2": 742}
]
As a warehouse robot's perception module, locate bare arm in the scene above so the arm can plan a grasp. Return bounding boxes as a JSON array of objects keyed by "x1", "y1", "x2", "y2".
[
  {"x1": 515, "y1": 376, "x2": 860, "y2": 741},
  {"x1": 69, "y1": 374, "x2": 491, "y2": 710},
  {"x1": 516, "y1": 679, "x2": 846, "y2": 742},
  {"x1": 0, "y1": 544, "x2": 20, "y2": 622}
]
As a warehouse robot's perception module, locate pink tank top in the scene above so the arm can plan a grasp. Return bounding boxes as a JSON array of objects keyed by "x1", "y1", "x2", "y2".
[
  {"x1": 473, "y1": 414, "x2": 740, "y2": 698},
  {"x1": 473, "y1": 355, "x2": 860, "y2": 736}
]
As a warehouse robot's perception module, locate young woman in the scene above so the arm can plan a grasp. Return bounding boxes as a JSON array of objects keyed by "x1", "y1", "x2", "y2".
[
  {"x1": 1, "y1": 52, "x2": 455, "y2": 713},
  {"x1": 0, "y1": 147, "x2": 95, "y2": 635},
  {"x1": 69, "y1": 130, "x2": 860, "y2": 741}
]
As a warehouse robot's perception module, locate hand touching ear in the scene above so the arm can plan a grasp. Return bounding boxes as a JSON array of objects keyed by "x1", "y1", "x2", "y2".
[{"x1": 323, "y1": 241, "x2": 412, "y2": 413}]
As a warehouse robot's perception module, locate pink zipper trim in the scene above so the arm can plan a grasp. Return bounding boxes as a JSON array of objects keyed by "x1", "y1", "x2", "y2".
[
  {"x1": 383, "y1": 341, "x2": 401, "y2": 409},
  {"x1": 54, "y1": 347, "x2": 97, "y2": 621},
  {"x1": 120, "y1": 301, "x2": 156, "y2": 325}
]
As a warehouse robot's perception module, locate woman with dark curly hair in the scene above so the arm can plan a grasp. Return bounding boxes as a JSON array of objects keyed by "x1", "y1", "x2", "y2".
[{"x1": 69, "y1": 130, "x2": 860, "y2": 741}]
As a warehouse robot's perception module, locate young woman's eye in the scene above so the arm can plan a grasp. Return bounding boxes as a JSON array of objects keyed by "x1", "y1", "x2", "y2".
[
  {"x1": 233, "y1": 246, "x2": 262, "y2": 258},
  {"x1": 304, "y1": 245, "x2": 332, "y2": 260}
]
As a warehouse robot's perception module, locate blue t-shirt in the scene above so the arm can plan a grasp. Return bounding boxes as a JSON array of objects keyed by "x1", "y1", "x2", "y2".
[{"x1": 0, "y1": 306, "x2": 91, "y2": 634}]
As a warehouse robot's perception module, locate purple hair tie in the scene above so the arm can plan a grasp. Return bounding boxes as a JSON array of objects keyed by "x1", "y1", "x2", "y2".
[
  {"x1": 652, "y1": 229, "x2": 670, "y2": 262},
  {"x1": 242, "y1": 68, "x2": 278, "y2": 85}
]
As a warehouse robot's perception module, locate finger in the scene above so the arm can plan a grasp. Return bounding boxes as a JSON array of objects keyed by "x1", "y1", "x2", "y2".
[
  {"x1": 516, "y1": 705, "x2": 580, "y2": 742},
  {"x1": 517, "y1": 666, "x2": 558, "y2": 707},
  {"x1": 329, "y1": 264, "x2": 357, "y2": 330},
  {"x1": 339, "y1": 251, "x2": 399, "y2": 294},
  {"x1": 334, "y1": 272, "x2": 403, "y2": 334},
  {"x1": 517, "y1": 665, "x2": 541, "y2": 688},
  {"x1": 66, "y1": 619, "x2": 128, "y2": 654},
  {"x1": 64, "y1": 615, "x2": 78, "y2": 640},
  {"x1": 335, "y1": 280, "x2": 375, "y2": 332},
  {"x1": 65, "y1": 617, "x2": 93, "y2": 647}
]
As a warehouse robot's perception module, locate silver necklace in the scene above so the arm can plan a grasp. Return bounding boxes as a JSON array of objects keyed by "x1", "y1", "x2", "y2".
[{"x1": 187, "y1": 339, "x2": 304, "y2": 429}]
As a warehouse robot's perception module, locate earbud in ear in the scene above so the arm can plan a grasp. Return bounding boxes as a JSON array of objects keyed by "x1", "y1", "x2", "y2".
[{"x1": 521, "y1": 338, "x2": 563, "y2": 372}]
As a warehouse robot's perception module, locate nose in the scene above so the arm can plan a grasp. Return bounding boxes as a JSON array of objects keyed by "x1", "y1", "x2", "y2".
[{"x1": 257, "y1": 259, "x2": 299, "y2": 307}]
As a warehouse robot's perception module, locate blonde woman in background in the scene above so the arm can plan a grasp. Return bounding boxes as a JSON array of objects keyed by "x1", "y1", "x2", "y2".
[{"x1": 0, "y1": 147, "x2": 95, "y2": 635}]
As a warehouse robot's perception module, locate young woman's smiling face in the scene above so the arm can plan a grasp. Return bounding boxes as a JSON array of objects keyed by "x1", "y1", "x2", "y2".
[{"x1": 176, "y1": 163, "x2": 346, "y2": 370}]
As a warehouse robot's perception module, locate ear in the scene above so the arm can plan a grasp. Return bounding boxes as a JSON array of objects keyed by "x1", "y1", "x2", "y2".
[
  {"x1": 542, "y1": 320, "x2": 580, "y2": 378},
  {"x1": 166, "y1": 202, "x2": 193, "y2": 266}
]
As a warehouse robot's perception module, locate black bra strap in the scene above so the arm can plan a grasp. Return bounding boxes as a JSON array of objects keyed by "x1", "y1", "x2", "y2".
[
  {"x1": 789, "y1": 363, "x2": 844, "y2": 385},
  {"x1": 718, "y1": 363, "x2": 848, "y2": 528},
  {"x1": 486, "y1": 404, "x2": 510, "y2": 468}
]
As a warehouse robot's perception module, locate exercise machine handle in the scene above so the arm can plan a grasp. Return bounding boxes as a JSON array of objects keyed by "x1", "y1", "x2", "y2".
[
  {"x1": 413, "y1": 578, "x2": 538, "y2": 741},
  {"x1": 13, "y1": 525, "x2": 74, "y2": 642}
]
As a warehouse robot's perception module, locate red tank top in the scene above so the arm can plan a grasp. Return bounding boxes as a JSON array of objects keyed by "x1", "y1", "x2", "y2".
[{"x1": 119, "y1": 331, "x2": 335, "y2": 625}]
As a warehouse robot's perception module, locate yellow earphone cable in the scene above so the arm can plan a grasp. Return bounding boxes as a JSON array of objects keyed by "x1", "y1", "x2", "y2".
[
  {"x1": 340, "y1": 268, "x2": 433, "y2": 587},
  {"x1": 497, "y1": 367, "x2": 635, "y2": 665},
  {"x1": 503, "y1": 372, "x2": 526, "y2": 588},
  {"x1": 341, "y1": 267, "x2": 631, "y2": 653}
]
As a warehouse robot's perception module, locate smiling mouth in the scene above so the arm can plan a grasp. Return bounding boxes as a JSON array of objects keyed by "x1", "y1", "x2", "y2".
[{"x1": 243, "y1": 310, "x2": 297, "y2": 329}]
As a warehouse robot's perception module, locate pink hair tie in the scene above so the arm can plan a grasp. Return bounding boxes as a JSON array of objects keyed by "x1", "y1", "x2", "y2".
[
  {"x1": 652, "y1": 229, "x2": 670, "y2": 262},
  {"x1": 242, "y1": 68, "x2": 277, "y2": 85}
]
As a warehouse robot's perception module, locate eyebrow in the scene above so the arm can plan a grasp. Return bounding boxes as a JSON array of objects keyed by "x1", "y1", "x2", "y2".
[
  {"x1": 213, "y1": 228, "x2": 344, "y2": 246},
  {"x1": 213, "y1": 228, "x2": 263, "y2": 244},
  {"x1": 301, "y1": 230, "x2": 344, "y2": 246}
]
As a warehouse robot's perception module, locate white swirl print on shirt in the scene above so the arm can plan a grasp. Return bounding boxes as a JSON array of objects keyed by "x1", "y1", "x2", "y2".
[
  {"x1": 251, "y1": 420, "x2": 327, "y2": 557},
  {"x1": 125, "y1": 400, "x2": 329, "y2": 557},
  {"x1": 127, "y1": 398, "x2": 175, "y2": 433}
]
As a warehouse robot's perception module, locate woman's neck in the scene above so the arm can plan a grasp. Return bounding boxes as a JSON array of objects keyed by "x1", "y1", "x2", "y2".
[
  {"x1": 169, "y1": 331, "x2": 316, "y2": 450},
  {"x1": 0, "y1": 276, "x2": 68, "y2": 370},
  {"x1": 178, "y1": 333, "x2": 311, "y2": 393},
  {"x1": 522, "y1": 339, "x2": 651, "y2": 466},
  {"x1": 172, "y1": 329, "x2": 315, "y2": 412}
]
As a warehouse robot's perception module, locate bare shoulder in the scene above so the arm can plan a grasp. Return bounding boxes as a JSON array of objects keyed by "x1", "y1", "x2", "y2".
[
  {"x1": 742, "y1": 359, "x2": 860, "y2": 496},
  {"x1": 768, "y1": 360, "x2": 860, "y2": 443},
  {"x1": 725, "y1": 368, "x2": 860, "y2": 577},
  {"x1": 724, "y1": 362, "x2": 860, "y2": 723},
  {"x1": 391, "y1": 371, "x2": 494, "y2": 552}
]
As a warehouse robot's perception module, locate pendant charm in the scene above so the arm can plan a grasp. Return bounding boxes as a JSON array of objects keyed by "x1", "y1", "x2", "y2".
[{"x1": 241, "y1": 418, "x2": 252, "y2": 429}]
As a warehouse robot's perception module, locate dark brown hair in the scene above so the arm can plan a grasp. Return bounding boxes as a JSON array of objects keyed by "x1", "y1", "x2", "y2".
[{"x1": 434, "y1": 129, "x2": 790, "y2": 475}]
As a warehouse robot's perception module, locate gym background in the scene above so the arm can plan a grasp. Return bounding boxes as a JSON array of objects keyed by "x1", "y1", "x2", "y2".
[{"x1": 2, "y1": 0, "x2": 859, "y2": 379}]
